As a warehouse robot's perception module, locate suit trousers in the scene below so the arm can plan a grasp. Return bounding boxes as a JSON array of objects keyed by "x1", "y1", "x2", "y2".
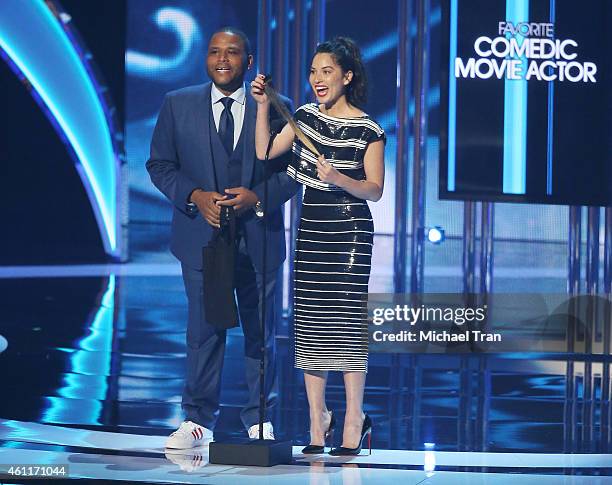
[{"x1": 180, "y1": 235, "x2": 279, "y2": 431}]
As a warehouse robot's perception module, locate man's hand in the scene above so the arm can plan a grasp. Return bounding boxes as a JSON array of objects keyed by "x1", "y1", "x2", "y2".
[
  {"x1": 216, "y1": 187, "x2": 258, "y2": 214},
  {"x1": 190, "y1": 189, "x2": 227, "y2": 228}
]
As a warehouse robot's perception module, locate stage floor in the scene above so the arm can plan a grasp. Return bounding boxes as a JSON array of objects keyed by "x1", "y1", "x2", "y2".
[
  {"x1": 0, "y1": 420, "x2": 611, "y2": 483},
  {"x1": 0, "y1": 268, "x2": 610, "y2": 483}
]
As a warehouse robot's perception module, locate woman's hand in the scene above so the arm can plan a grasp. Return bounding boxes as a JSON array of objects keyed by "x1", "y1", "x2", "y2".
[
  {"x1": 316, "y1": 155, "x2": 342, "y2": 185},
  {"x1": 250, "y1": 74, "x2": 269, "y2": 105}
]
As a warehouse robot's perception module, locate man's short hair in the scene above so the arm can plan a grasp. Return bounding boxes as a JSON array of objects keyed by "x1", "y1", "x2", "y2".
[{"x1": 210, "y1": 27, "x2": 252, "y2": 57}]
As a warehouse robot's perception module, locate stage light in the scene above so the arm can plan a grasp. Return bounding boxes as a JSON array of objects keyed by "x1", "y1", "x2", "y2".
[
  {"x1": 0, "y1": 0, "x2": 122, "y2": 258},
  {"x1": 502, "y1": 0, "x2": 529, "y2": 195},
  {"x1": 424, "y1": 442, "x2": 436, "y2": 475},
  {"x1": 425, "y1": 226, "x2": 445, "y2": 244},
  {"x1": 447, "y1": 0, "x2": 458, "y2": 192}
]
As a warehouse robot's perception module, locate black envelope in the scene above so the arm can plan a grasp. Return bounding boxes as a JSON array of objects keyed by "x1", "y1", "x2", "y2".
[{"x1": 202, "y1": 206, "x2": 239, "y2": 329}]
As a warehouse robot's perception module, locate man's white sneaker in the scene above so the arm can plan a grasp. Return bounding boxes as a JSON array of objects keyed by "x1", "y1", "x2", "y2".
[
  {"x1": 165, "y1": 421, "x2": 213, "y2": 449},
  {"x1": 247, "y1": 422, "x2": 275, "y2": 440}
]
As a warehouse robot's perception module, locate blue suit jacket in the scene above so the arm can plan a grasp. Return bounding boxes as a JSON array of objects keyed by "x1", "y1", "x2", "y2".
[{"x1": 146, "y1": 82, "x2": 299, "y2": 272}]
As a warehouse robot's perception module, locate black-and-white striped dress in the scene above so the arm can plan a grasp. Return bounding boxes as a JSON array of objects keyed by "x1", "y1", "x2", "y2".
[{"x1": 287, "y1": 103, "x2": 385, "y2": 372}]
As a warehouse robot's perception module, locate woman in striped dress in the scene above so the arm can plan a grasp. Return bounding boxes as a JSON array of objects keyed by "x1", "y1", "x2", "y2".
[{"x1": 251, "y1": 37, "x2": 385, "y2": 455}]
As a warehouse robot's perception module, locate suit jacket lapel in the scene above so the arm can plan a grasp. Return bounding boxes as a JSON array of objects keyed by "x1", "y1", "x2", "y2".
[
  {"x1": 241, "y1": 93, "x2": 256, "y2": 187},
  {"x1": 194, "y1": 82, "x2": 216, "y2": 191}
]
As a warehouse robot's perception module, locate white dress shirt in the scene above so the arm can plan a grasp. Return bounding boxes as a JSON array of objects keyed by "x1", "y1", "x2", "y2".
[
  {"x1": 186, "y1": 83, "x2": 248, "y2": 209},
  {"x1": 211, "y1": 83, "x2": 246, "y2": 150}
]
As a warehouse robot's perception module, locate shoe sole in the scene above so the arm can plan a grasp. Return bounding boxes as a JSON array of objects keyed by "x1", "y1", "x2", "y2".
[{"x1": 165, "y1": 440, "x2": 213, "y2": 450}]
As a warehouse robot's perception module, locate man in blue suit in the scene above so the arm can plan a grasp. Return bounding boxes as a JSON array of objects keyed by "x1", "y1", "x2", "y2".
[{"x1": 146, "y1": 27, "x2": 297, "y2": 449}]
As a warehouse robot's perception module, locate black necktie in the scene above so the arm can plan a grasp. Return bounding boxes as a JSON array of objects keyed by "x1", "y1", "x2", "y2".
[{"x1": 218, "y1": 97, "x2": 235, "y2": 155}]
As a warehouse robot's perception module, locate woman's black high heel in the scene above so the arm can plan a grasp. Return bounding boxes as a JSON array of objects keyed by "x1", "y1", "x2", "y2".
[
  {"x1": 301, "y1": 411, "x2": 336, "y2": 454},
  {"x1": 329, "y1": 414, "x2": 372, "y2": 456}
]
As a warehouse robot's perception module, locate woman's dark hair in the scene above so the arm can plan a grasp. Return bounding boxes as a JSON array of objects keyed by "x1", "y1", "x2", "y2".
[{"x1": 313, "y1": 36, "x2": 367, "y2": 108}]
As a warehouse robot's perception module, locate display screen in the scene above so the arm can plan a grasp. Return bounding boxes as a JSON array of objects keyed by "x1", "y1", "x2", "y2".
[{"x1": 439, "y1": 0, "x2": 611, "y2": 206}]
